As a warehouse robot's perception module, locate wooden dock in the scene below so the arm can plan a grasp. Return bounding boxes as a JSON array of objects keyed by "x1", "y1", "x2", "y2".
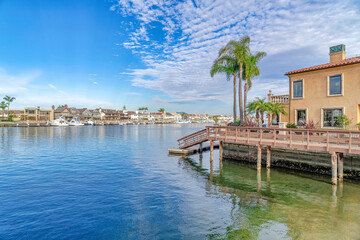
[
  {"x1": 169, "y1": 142, "x2": 219, "y2": 155},
  {"x1": 173, "y1": 126, "x2": 360, "y2": 185}
]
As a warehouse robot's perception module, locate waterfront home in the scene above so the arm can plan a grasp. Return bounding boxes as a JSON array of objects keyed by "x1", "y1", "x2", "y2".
[
  {"x1": 54, "y1": 105, "x2": 73, "y2": 120},
  {"x1": 271, "y1": 44, "x2": 360, "y2": 129},
  {"x1": 101, "y1": 109, "x2": 119, "y2": 121},
  {"x1": 78, "y1": 108, "x2": 92, "y2": 120},
  {"x1": 24, "y1": 107, "x2": 54, "y2": 121},
  {"x1": 90, "y1": 109, "x2": 102, "y2": 120}
]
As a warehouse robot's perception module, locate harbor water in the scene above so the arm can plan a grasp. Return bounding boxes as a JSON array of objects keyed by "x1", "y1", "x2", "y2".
[{"x1": 0, "y1": 124, "x2": 359, "y2": 239}]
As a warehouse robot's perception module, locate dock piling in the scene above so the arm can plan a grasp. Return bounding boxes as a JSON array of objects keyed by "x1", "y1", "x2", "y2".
[
  {"x1": 331, "y1": 152, "x2": 338, "y2": 185},
  {"x1": 266, "y1": 146, "x2": 271, "y2": 169},
  {"x1": 338, "y1": 153, "x2": 344, "y2": 182},
  {"x1": 257, "y1": 145, "x2": 262, "y2": 170},
  {"x1": 210, "y1": 140, "x2": 214, "y2": 163}
]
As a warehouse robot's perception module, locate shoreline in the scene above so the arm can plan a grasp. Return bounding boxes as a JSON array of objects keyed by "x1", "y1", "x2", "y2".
[{"x1": 0, "y1": 121, "x2": 212, "y2": 128}]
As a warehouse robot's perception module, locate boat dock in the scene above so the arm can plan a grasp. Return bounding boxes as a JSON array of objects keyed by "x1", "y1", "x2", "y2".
[{"x1": 171, "y1": 126, "x2": 360, "y2": 185}]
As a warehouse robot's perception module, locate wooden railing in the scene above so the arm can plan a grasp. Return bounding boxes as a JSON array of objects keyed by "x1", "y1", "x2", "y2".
[
  {"x1": 206, "y1": 126, "x2": 360, "y2": 154},
  {"x1": 178, "y1": 129, "x2": 208, "y2": 149}
]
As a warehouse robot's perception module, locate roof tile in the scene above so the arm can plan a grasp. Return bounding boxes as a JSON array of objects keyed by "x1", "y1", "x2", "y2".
[{"x1": 285, "y1": 56, "x2": 360, "y2": 75}]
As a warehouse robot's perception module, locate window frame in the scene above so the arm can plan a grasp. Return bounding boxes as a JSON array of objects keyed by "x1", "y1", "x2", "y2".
[
  {"x1": 321, "y1": 107, "x2": 344, "y2": 128},
  {"x1": 327, "y1": 73, "x2": 344, "y2": 97},
  {"x1": 292, "y1": 79, "x2": 304, "y2": 99},
  {"x1": 295, "y1": 108, "x2": 307, "y2": 126}
]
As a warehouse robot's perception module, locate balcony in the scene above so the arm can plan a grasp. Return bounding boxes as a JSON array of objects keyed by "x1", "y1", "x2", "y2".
[{"x1": 268, "y1": 90, "x2": 289, "y2": 104}]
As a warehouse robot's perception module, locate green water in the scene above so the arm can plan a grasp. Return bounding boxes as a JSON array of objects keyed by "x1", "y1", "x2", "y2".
[{"x1": 181, "y1": 153, "x2": 360, "y2": 240}]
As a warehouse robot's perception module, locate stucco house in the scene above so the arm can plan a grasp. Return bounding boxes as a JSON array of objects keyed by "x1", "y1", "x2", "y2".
[{"x1": 271, "y1": 44, "x2": 360, "y2": 129}]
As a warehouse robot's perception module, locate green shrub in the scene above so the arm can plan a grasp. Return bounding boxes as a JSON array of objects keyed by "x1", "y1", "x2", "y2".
[
  {"x1": 234, "y1": 120, "x2": 241, "y2": 126},
  {"x1": 286, "y1": 123, "x2": 297, "y2": 128},
  {"x1": 336, "y1": 115, "x2": 352, "y2": 130}
]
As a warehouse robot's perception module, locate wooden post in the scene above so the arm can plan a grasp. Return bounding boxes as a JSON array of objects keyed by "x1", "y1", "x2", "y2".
[
  {"x1": 266, "y1": 146, "x2": 271, "y2": 169},
  {"x1": 219, "y1": 141, "x2": 223, "y2": 157},
  {"x1": 331, "y1": 152, "x2": 338, "y2": 185},
  {"x1": 257, "y1": 169, "x2": 261, "y2": 193},
  {"x1": 210, "y1": 140, "x2": 214, "y2": 162},
  {"x1": 257, "y1": 145, "x2": 262, "y2": 170},
  {"x1": 199, "y1": 142, "x2": 203, "y2": 153},
  {"x1": 338, "y1": 153, "x2": 344, "y2": 182}
]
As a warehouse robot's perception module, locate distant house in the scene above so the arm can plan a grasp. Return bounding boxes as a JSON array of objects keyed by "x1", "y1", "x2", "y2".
[
  {"x1": 24, "y1": 107, "x2": 54, "y2": 121},
  {"x1": 54, "y1": 105, "x2": 72, "y2": 120},
  {"x1": 101, "y1": 109, "x2": 119, "y2": 120},
  {"x1": 91, "y1": 109, "x2": 102, "y2": 120},
  {"x1": 77, "y1": 108, "x2": 92, "y2": 120}
]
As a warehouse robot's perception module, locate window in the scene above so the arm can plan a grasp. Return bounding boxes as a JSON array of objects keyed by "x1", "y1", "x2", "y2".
[
  {"x1": 293, "y1": 80, "x2": 303, "y2": 98},
  {"x1": 29, "y1": 110, "x2": 35, "y2": 114},
  {"x1": 323, "y1": 109, "x2": 342, "y2": 127},
  {"x1": 296, "y1": 109, "x2": 306, "y2": 126},
  {"x1": 329, "y1": 75, "x2": 342, "y2": 95}
]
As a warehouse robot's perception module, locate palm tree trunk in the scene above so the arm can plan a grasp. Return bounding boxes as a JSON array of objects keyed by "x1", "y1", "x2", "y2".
[
  {"x1": 7, "y1": 103, "x2": 10, "y2": 120},
  {"x1": 238, "y1": 65, "x2": 244, "y2": 122},
  {"x1": 268, "y1": 112, "x2": 272, "y2": 127},
  {"x1": 244, "y1": 79, "x2": 248, "y2": 118},
  {"x1": 233, "y1": 73, "x2": 237, "y2": 122},
  {"x1": 260, "y1": 111, "x2": 264, "y2": 126}
]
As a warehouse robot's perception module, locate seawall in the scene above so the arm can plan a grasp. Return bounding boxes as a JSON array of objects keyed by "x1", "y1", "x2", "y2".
[{"x1": 223, "y1": 142, "x2": 360, "y2": 179}]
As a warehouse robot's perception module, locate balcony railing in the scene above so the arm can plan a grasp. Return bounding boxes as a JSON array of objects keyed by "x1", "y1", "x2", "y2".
[{"x1": 269, "y1": 94, "x2": 289, "y2": 104}]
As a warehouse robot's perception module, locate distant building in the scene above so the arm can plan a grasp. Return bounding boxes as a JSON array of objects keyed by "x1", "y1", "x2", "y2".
[{"x1": 24, "y1": 107, "x2": 54, "y2": 121}]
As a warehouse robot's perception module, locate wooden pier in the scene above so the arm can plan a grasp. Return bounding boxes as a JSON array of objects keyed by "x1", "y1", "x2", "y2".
[{"x1": 173, "y1": 126, "x2": 360, "y2": 185}]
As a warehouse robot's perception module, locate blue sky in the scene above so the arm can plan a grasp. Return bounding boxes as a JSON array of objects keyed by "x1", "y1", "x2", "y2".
[{"x1": 0, "y1": 0, "x2": 360, "y2": 114}]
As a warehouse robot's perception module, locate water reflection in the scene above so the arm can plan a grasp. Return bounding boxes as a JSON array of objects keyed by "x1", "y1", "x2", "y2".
[{"x1": 180, "y1": 153, "x2": 360, "y2": 239}]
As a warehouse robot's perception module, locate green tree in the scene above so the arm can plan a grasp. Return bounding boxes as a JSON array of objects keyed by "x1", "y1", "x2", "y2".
[
  {"x1": 266, "y1": 102, "x2": 287, "y2": 126},
  {"x1": 158, "y1": 108, "x2": 165, "y2": 113},
  {"x1": 3, "y1": 95, "x2": 16, "y2": 119},
  {"x1": 211, "y1": 54, "x2": 239, "y2": 122},
  {"x1": 0, "y1": 101, "x2": 6, "y2": 120},
  {"x1": 219, "y1": 36, "x2": 250, "y2": 121},
  {"x1": 247, "y1": 98, "x2": 267, "y2": 125},
  {"x1": 243, "y1": 51, "x2": 266, "y2": 117},
  {"x1": 123, "y1": 105, "x2": 126, "y2": 111}
]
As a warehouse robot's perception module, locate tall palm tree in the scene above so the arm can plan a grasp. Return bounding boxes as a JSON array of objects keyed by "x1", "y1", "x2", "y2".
[
  {"x1": 266, "y1": 102, "x2": 287, "y2": 126},
  {"x1": 247, "y1": 98, "x2": 267, "y2": 125},
  {"x1": 158, "y1": 108, "x2": 165, "y2": 113},
  {"x1": 0, "y1": 101, "x2": 6, "y2": 120},
  {"x1": 243, "y1": 51, "x2": 267, "y2": 117},
  {"x1": 211, "y1": 54, "x2": 239, "y2": 122},
  {"x1": 3, "y1": 95, "x2": 16, "y2": 118},
  {"x1": 219, "y1": 36, "x2": 250, "y2": 121}
]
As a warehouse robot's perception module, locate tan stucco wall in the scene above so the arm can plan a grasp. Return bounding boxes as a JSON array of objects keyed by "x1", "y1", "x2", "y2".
[
  {"x1": 288, "y1": 63, "x2": 360, "y2": 127},
  {"x1": 279, "y1": 104, "x2": 289, "y2": 123}
]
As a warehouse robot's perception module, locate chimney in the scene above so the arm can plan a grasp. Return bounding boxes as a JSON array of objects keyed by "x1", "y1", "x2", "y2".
[
  {"x1": 52, "y1": 105, "x2": 55, "y2": 110},
  {"x1": 329, "y1": 44, "x2": 346, "y2": 63},
  {"x1": 64, "y1": 104, "x2": 68, "y2": 108}
]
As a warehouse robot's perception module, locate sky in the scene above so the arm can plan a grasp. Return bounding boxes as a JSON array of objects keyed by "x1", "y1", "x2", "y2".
[{"x1": 0, "y1": 0, "x2": 360, "y2": 114}]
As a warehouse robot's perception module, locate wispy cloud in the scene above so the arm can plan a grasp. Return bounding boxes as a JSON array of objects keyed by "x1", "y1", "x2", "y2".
[
  {"x1": 126, "y1": 92, "x2": 141, "y2": 95},
  {"x1": 48, "y1": 84, "x2": 56, "y2": 89},
  {"x1": 0, "y1": 68, "x2": 42, "y2": 95},
  {"x1": 111, "y1": 0, "x2": 360, "y2": 105}
]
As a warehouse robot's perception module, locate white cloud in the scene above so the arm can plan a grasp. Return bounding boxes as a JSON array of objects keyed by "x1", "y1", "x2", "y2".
[
  {"x1": 111, "y1": 0, "x2": 360, "y2": 107},
  {"x1": 48, "y1": 84, "x2": 56, "y2": 89},
  {"x1": 0, "y1": 68, "x2": 42, "y2": 95}
]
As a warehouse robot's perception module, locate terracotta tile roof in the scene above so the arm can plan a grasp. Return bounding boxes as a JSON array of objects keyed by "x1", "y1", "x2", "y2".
[{"x1": 285, "y1": 56, "x2": 360, "y2": 75}]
